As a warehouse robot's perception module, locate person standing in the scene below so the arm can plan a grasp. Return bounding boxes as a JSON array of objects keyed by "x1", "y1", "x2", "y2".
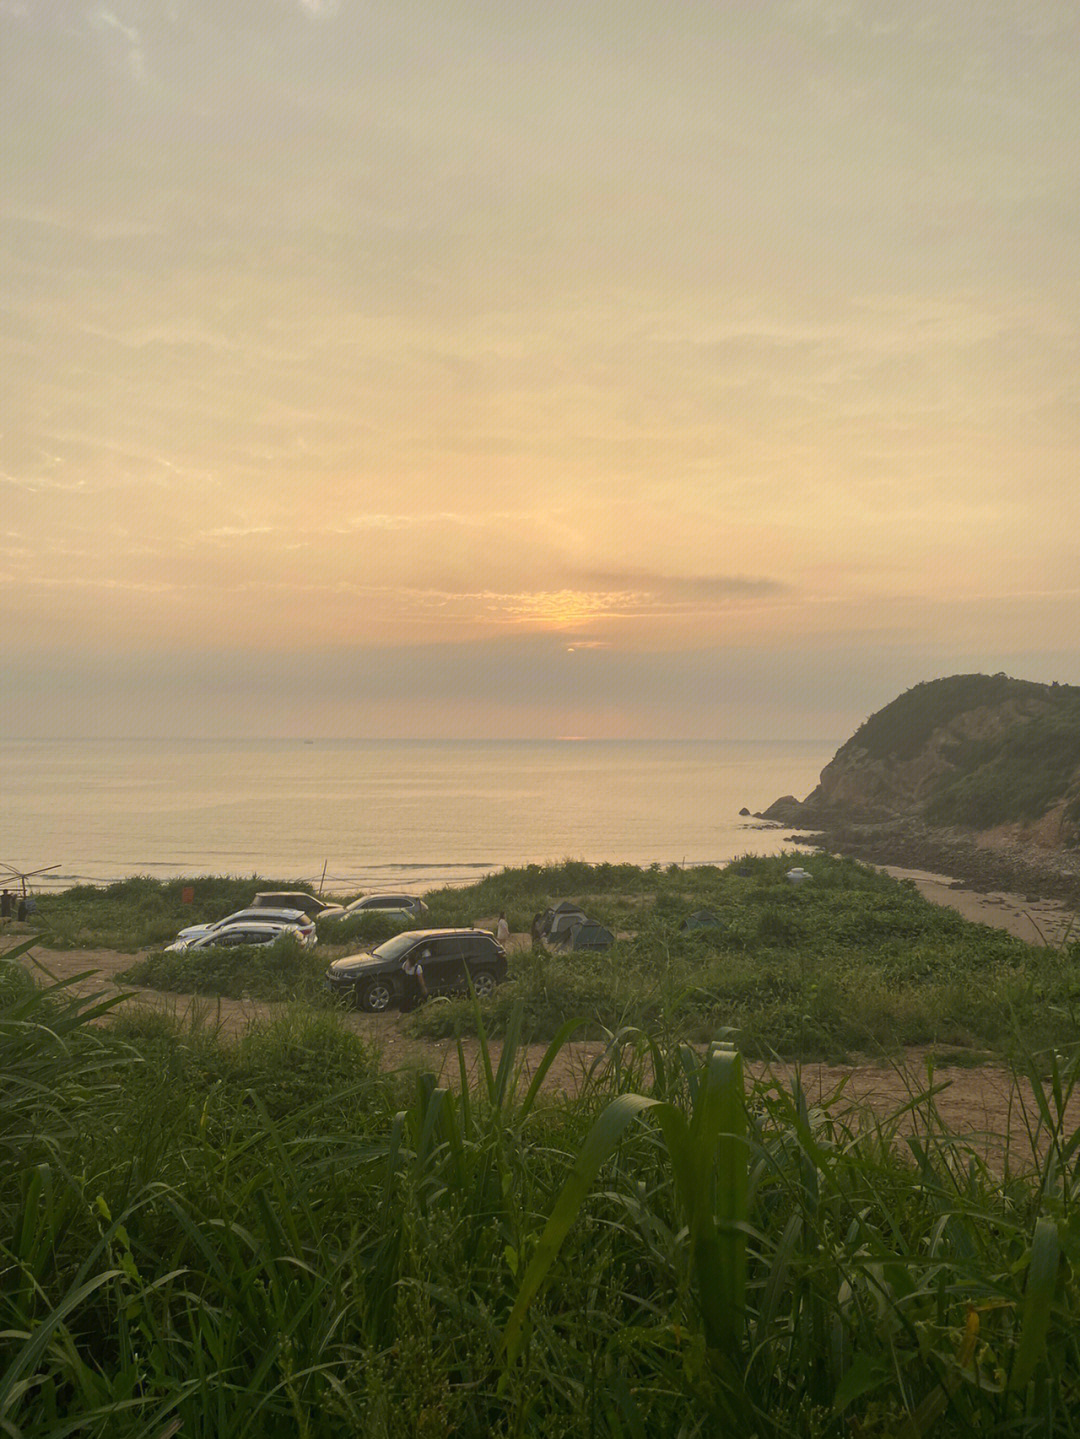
[
  {"x1": 403, "y1": 948, "x2": 428, "y2": 1000},
  {"x1": 496, "y1": 913, "x2": 510, "y2": 945},
  {"x1": 0, "y1": 890, "x2": 11, "y2": 922}
]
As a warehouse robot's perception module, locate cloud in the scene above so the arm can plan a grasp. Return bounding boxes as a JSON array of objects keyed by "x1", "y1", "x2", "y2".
[
  {"x1": 89, "y1": 6, "x2": 148, "y2": 85},
  {"x1": 9, "y1": 633, "x2": 1079, "y2": 742},
  {"x1": 328, "y1": 510, "x2": 546, "y2": 535},
  {"x1": 579, "y1": 571, "x2": 790, "y2": 602}
]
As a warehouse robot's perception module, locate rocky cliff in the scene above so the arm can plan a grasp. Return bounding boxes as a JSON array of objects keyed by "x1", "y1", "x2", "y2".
[{"x1": 764, "y1": 675, "x2": 1080, "y2": 885}]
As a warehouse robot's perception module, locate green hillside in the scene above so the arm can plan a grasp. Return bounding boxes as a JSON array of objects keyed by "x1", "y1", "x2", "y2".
[{"x1": 832, "y1": 674, "x2": 1080, "y2": 832}]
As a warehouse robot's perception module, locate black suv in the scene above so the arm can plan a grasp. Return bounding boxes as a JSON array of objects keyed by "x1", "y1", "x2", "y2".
[{"x1": 325, "y1": 928, "x2": 507, "y2": 1012}]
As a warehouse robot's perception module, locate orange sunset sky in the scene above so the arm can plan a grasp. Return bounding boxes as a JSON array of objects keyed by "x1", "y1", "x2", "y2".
[{"x1": 2, "y1": 2, "x2": 1078, "y2": 738}]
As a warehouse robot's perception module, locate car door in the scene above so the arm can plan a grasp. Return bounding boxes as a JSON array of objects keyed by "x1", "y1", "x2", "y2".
[
  {"x1": 419, "y1": 936, "x2": 464, "y2": 996},
  {"x1": 210, "y1": 928, "x2": 253, "y2": 949}
]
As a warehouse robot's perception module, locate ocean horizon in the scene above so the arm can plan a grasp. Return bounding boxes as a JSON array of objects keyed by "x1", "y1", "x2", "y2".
[{"x1": 0, "y1": 736, "x2": 837, "y2": 895}]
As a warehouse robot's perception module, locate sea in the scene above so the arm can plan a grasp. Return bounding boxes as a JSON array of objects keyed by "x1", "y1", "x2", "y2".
[{"x1": 0, "y1": 738, "x2": 835, "y2": 896}]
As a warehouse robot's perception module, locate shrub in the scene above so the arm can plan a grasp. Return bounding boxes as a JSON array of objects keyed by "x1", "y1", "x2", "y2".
[{"x1": 120, "y1": 933, "x2": 328, "y2": 1002}]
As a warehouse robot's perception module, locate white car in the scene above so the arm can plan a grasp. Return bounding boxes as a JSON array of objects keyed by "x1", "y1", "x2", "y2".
[
  {"x1": 175, "y1": 907, "x2": 317, "y2": 945},
  {"x1": 163, "y1": 921, "x2": 315, "y2": 954},
  {"x1": 336, "y1": 893, "x2": 430, "y2": 923}
]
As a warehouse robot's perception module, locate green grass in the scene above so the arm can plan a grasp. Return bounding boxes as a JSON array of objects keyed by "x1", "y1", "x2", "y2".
[
  {"x1": 4, "y1": 961, "x2": 1080, "y2": 1436},
  {"x1": 409, "y1": 854, "x2": 1077, "y2": 1060},
  {"x1": 23, "y1": 854, "x2": 1080, "y2": 1060},
  {"x1": 25, "y1": 873, "x2": 349, "y2": 951},
  {"x1": 120, "y1": 932, "x2": 333, "y2": 1003}
]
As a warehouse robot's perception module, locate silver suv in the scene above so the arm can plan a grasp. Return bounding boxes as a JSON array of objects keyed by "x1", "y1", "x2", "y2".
[{"x1": 251, "y1": 891, "x2": 344, "y2": 919}]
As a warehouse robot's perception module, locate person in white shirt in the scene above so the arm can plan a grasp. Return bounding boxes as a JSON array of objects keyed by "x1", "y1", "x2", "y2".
[
  {"x1": 496, "y1": 913, "x2": 510, "y2": 944},
  {"x1": 403, "y1": 948, "x2": 428, "y2": 999}
]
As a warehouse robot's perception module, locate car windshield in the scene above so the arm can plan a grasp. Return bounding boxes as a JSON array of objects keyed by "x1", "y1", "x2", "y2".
[{"x1": 371, "y1": 933, "x2": 422, "y2": 962}]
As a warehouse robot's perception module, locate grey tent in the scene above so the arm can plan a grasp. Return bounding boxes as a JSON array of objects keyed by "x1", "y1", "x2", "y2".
[
  {"x1": 540, "y1": 900, "x2": 589, "y2": 939},
  {"x1": 680, "y1": 911, "x2": 721, "y2": 932},
  {"x1": 566, "y1": 921, "x2": 614, "y2": 952}
]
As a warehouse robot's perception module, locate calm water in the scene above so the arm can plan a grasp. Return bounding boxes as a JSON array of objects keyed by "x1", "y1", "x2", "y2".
[{"x1": 0, "y1": 738, "x2": 832, "y2": 895}]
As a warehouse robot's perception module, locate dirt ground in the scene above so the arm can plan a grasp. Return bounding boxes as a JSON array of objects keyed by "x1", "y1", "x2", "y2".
[{"x1": 12, "y1": 915, "x2": 1080, "y2": 1169}]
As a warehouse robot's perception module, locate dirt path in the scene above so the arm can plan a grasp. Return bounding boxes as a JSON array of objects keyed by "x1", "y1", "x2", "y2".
[{"x1": 11, "y1": 939, "x2": 1080, "y2": 1166}]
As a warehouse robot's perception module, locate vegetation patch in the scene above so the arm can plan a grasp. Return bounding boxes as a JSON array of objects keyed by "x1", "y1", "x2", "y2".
[
  {"x1": 926, "y1": 702, "x2": 1080, "y2": 826},
  {"x1": 26, "y1": 873, "x2": 345, "y2": 951},
  {"x1": 121, "y1": 932, "x2": 331, "y2": 1003},
  {"x1": 410, "y1": 853, "x2": 1070, "y2": 1060},
  {"x1": 837, "y1": 672, "x2": 1069, "y2": 761}
]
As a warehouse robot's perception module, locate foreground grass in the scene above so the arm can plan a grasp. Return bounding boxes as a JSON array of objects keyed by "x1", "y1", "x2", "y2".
[{"x1": 3, "y1": 955, "x2": 1080, "y2": 1437}]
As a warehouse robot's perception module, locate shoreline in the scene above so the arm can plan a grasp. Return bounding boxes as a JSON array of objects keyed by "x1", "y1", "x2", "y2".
[
  {"x1": 778, "y1": 820, "x2": 1079, "y2": 946},
  {"x1": 783, "y1": 817, "x2": 1080, "y2": 900},
  {"x1": 871, "y1": 864, "x2": 1075, "y2": 947}
]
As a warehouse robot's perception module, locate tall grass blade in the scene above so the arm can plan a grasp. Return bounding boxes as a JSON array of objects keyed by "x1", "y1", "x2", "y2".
[
  {"x1": 1009, "y1": 1216, "x2": 1060, "y2": 1391},
  {"x1": 501, "y1": 1092, "x2": 661, "y2": 1364},
  {"x1": 518, "y1": 1016, "x2": 587, "y2": 1120}
]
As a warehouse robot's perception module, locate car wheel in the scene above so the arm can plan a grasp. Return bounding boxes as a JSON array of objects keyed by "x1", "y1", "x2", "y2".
[
  {"x1": 359, "y1": 978, "x2": 393, "y2": 1013},
  {"x1": 470, "y1": 968, "x2": 496, "y2": 1000}
]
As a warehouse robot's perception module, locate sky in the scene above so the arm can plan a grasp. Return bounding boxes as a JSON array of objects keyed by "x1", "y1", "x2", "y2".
[{"x1": 2, "y1": 0, "x2": 1079, "y2": 739}]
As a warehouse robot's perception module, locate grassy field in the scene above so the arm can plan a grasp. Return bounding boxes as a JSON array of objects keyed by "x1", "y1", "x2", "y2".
[
  {"x1": 3, "y1": 939, "x2": 1079, "y2": 1437},
  {"x1": 32, "y1": 854, "x2": 1076, "y2": 1062}
]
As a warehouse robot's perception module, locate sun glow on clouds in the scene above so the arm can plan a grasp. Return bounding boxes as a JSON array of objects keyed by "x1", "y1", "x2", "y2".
[{"x1": 2, "y1": 2, "x2": 1080, "y2": 734}]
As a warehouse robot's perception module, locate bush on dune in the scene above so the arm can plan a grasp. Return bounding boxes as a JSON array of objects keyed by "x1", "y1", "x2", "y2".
[
  {"x1": 30, "y1": 873, "x2": 343, "y2": 952},
  {"x1": 121, "y1": 933, "x2": 329, "y2": 1003}
]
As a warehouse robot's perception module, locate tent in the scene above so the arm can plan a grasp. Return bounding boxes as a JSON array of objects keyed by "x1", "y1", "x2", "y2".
[
  {"x1": 540, "y1": 900, "x2": 589, "y2": 939},
  {"x1": 565, "y1": 921, "x2": 614, "y2": 952},
  {"x1": 680, "y1": 911, "x2": 721, "y2": 932}
]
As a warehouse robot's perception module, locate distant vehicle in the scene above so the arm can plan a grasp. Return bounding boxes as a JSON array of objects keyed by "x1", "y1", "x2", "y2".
[
  {"x1": 164, "y1": 921, "x2": 315, "y2": 954},
  {"x1": 325, "y1": 928, "x2": 506, "y2": 1013},
  {"x1": 250, "y1": 891, "x2": 344, "y2": 919},
  {"x1": 333, "y1": 894, "x2": 430, "y2": 924},
  {"x1": 176, "y1": 907, "x2": 317, "y2": 944}
]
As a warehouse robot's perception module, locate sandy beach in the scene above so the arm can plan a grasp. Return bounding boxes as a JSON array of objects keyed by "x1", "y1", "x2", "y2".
[{"x1": 876, "y1": 865, "x2": 1076, "y2": 947}]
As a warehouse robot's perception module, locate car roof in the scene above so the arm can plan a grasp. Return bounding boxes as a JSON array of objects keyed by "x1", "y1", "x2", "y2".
[
  {"x1": 403, "y1": 928, "x2": 492, "y2": 941},
  {"x1": 348, "y1": 894, "x2": 415, "y2": 906},
  {"x1": 194, "y1": 921, "x2": 300, "y2": 943},
  {"x1": 232, "y1": 920, "x2": 300, "y2": 931},
  {"x1": 226, "y1": 907, "x2": 309, "y2": 920}
]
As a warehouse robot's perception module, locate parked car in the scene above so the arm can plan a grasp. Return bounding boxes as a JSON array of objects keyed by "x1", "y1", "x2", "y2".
[
  {"x1": 250, "y1": 891, "x2": 344, "y2": 919},
  {"x1": 176, "y1": 907, "x2": 317, "y2": 944},
  {"x1": 325, "y1": 928, "x2": 506, "y2": 1012},
  {"x1": 164, "y1": 921, "x2": 315, "y2": 954},
  {"x1": 333, "y1": 893, "x2": 430, "y2": 924}
]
